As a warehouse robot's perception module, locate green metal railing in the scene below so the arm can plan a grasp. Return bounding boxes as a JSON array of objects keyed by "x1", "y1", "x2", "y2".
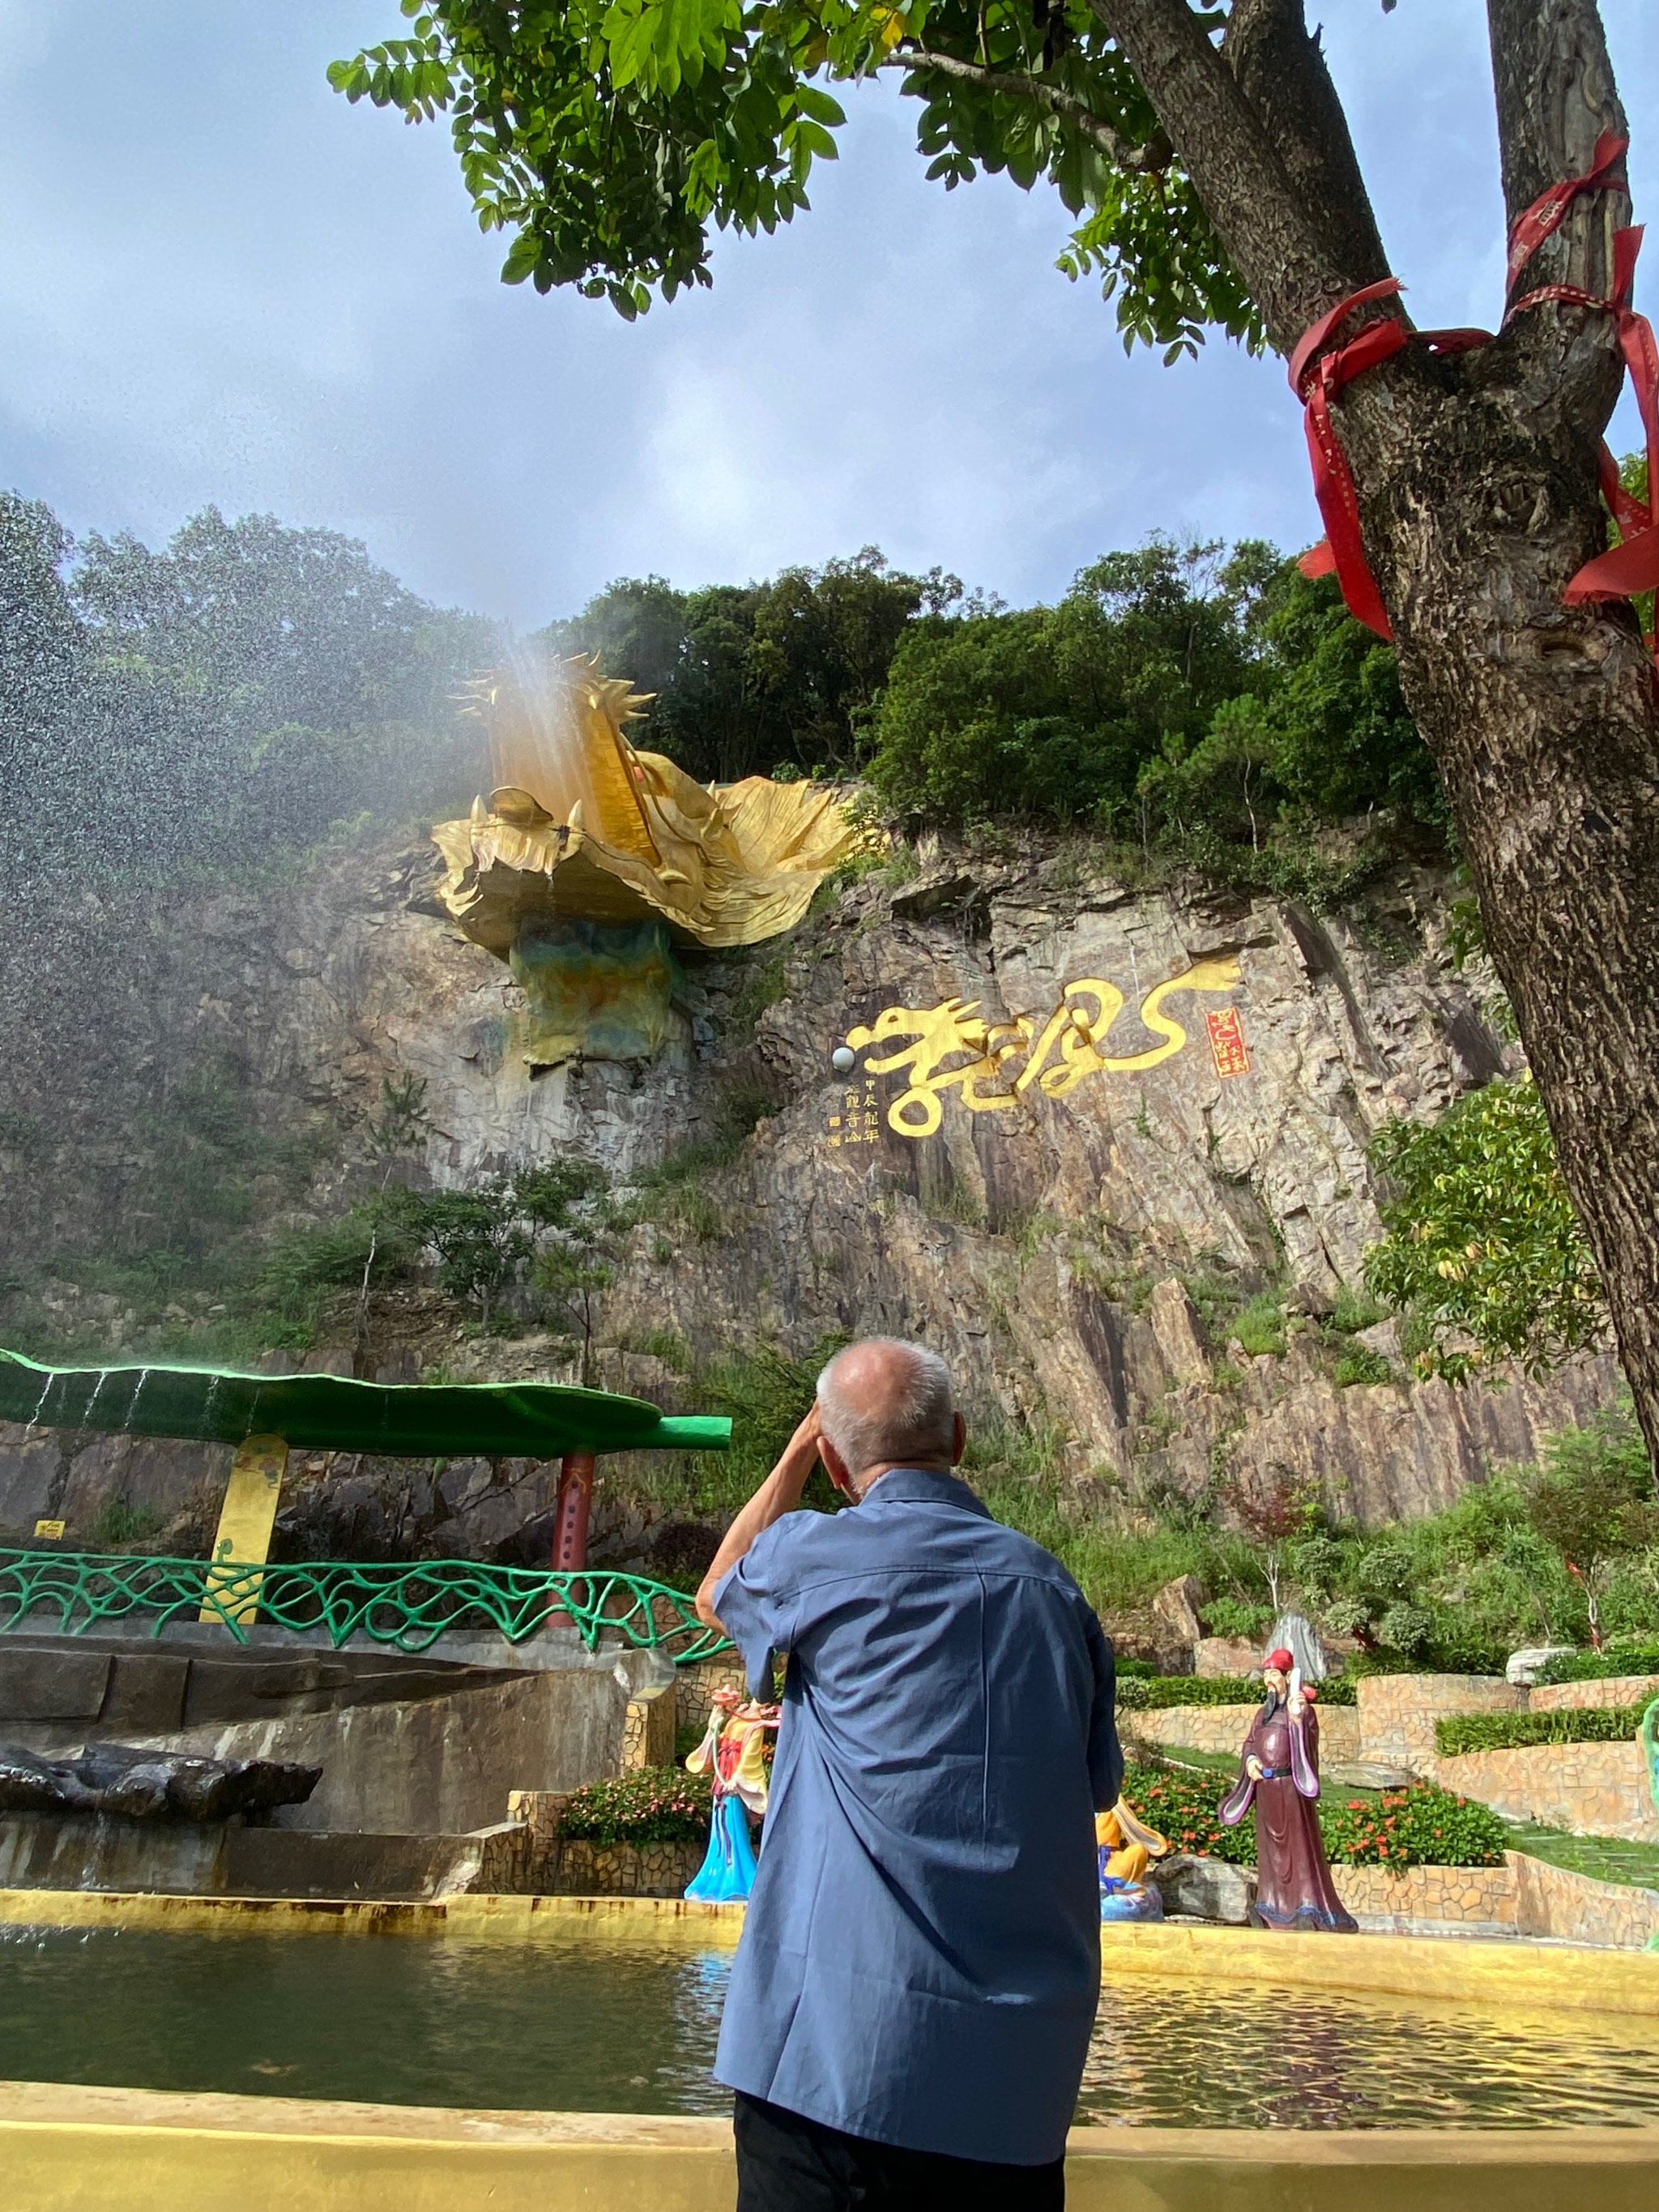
[{"x1": 0, "y1": 1548, "x2": 731, "y2": 1666}]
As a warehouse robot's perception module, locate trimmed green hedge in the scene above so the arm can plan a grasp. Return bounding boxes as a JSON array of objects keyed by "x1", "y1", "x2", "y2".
[
  {"x1": 559, "y1": 1767, "x2": 713, "y2": 1846},
  {"x1": 1435, "y1": 1703, "x2": 1650, "y2": 1757},
  {"x1": 1532, "y1": 1646, "x2": 1659, "y2": 1686},
  {"x1": 1116, "y1": 1673, "x2": 1358, "y2": 1711},
  {"x1": 1119, "y1": 1763, "x2": 1506, "y2": 1869}
]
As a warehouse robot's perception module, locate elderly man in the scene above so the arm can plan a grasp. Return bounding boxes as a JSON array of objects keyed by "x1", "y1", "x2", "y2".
[{"x1": 695, "y1": 1337, "x2": 1121, "y2": 2211}]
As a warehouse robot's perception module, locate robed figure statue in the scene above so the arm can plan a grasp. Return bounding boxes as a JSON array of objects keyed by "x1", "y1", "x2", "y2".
[{"x1": 1219, "y1": 1646, "x2": 1356, "y2": 1932}]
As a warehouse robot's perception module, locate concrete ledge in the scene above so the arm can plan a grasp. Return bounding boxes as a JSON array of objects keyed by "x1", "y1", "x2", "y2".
[
  {"x1": 0, "y1": 1885, "x2": 747, "y2": 1944},
  {"x1": 1098, "y1": 1918, "x2": 1659, "y2": 2017},
  {"x1": 2, "y1": 2084, "x2": 1657, "y2": 2212}
]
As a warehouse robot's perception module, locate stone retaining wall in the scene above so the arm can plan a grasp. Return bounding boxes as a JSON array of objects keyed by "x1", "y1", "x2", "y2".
[
  {"x1": 1529, "y1": 1674, "x2": 1659, "y2": 1711},
  {"x1": 556, "y1": 1838, "x2": 704, "y2": 1897},
  {"x1": 1435, "y1": 1741, "x2": 1659, "y2": 1843},
  {"x1": 621, "y1": 1685, "x2": 677, "y2": 1771},
  {"x1": 1356, "y1": 1673, "x2": 1522, "y2": 1776},
  {"x1": 1124, "y1": 1703, "x2": 1359, "y2": 1761},
  {"x1": 676, "y1": 1659, "x2": 748, "y2": 1734},
  {"x1": 1510, "y1": 1850, "x2": 1659, "y2": 1948},
  {"x1": 1318, "y1": 1854, "x2": 1659, "y2": 1946},
  {"x1": 1331, "y1": 1860, "x2": 1516, "y2": 1934}
]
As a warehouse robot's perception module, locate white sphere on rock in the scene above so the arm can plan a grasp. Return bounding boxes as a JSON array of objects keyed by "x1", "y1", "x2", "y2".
[{"x1": 831, "y1": 1045, "x2": 856, "y2": 1074}]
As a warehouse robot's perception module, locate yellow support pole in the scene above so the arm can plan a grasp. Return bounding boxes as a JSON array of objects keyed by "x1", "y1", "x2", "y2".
[{"x1": 198, "y1": 1434, "x2": 288, "y2": 1627}]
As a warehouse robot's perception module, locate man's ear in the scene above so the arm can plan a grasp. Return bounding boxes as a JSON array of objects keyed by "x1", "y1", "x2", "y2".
[
  {"x1": 950, "y1": 1411, "x2": 966, "y2": 1467},
  {"x1": 819, "y1": 1433, "x2": 855, "y2": 1498}
]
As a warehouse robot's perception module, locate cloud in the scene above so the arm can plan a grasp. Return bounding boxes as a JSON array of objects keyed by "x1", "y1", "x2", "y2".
[{"x1": 0, "y1": 0, "x2": 1652, "y2": 624}]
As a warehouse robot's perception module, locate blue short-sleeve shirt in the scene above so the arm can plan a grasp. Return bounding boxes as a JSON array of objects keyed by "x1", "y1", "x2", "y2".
[{"x1": 710, "y1": 1467, "x2": 1121, "y2": 2166}]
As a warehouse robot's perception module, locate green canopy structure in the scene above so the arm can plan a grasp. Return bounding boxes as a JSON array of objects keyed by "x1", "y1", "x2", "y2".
[{"x1": 0, "y1": 1347, "x2": 730, "y2": 1460}]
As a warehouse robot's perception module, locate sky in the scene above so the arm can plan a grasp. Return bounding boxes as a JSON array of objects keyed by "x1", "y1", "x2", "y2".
[{"x1": 0, "y1": 2, "x2": 1653, "y2": 629}]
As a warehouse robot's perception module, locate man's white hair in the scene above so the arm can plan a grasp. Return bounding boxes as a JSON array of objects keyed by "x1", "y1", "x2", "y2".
[{"x1": 816, "y1": 1337, "x2": 956, "y2": 1480}]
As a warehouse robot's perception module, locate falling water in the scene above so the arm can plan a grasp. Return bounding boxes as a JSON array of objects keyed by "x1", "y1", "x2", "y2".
[{"x1": 81, "y1": 1369, "x2": 108, "y2": 1431}]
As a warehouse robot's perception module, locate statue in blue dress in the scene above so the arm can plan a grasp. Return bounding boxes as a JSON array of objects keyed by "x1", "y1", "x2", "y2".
[{"x1": 684, "y1": 1687, "x2": 777, "y2": 1902}]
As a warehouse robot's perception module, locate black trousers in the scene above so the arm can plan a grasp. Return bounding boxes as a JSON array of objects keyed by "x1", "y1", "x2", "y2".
[{"x1": 733, "y1": 2091, "x2": 1066, "y2": 2212}]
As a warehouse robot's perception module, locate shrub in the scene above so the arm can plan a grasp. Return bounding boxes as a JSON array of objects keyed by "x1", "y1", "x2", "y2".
[
  {"x1": 1317, "y1": 1784, "x2": 1508, "y2": 1869},
  {"x1": 1120, "y1": 1766, "x2": 1504, "y2": 1872},
  {"x1": 1120, "y1": 1761, "x2": 1256, "y2": 1865},
  {"x1": 1532, "y1": 1642, "x2": 1659, "y2": 1685},
  {"x1": 1201, "y1": 1595, "x2": 1274, "y2": 1639},
  {"x1": 1363, "y1": 1075, "x2": 1604, "y2": 1381},
  {"x1": 558, "y1": 1768, "x2": 713, "y2": 1846},
  {"x1": 1435, "y1": 1704, "x2": 1649, "y2": 1757},
  {"x1": 1118, "y1": 1673, "x2": 1356, "y2": 1709}
]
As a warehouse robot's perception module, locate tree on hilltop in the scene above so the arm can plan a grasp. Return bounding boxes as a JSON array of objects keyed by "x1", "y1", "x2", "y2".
[{"x1": 331, "y1": 3, "x2": 1659, "y2": 1469}]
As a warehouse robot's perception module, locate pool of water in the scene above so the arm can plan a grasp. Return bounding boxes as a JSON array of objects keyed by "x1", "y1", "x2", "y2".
[{"x1": 2, "y1": 1923, "x2": 1654, "y2": 2129}]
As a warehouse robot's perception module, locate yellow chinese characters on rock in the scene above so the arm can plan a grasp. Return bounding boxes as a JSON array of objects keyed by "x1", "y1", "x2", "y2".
[{"x1": 845, "y1": 957, "x2": 1244, "y2": 1138}]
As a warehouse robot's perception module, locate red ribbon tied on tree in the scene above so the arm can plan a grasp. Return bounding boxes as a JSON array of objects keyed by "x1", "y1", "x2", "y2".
[{"x1": 1293, "y1": 130, "x2": 1658, "y2": 648}]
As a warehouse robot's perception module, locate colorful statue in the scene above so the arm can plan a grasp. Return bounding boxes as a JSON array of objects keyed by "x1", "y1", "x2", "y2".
[
  {"x1": 430, "y1": 653, "x2": 862, "y2": 1065},
  {"x1": 1219, "y1": 1646, "x2": 1357, "y2": 1932},
  {"x1": 1095, "y1": 1797, "x2": 1168, "y2": 1923},
  {"x1": 684, "y1": 1687, "x2": 778, "y2": 1903}
]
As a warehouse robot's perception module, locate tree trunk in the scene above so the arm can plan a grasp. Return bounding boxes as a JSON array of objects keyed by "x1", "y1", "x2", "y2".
[
  {"x1": 1341, "y1": 341, "x2": 1659, "y2": 1472},
  {"x1": 1350, "y1": 3, "x2": 1659, "y2": 1472},
  {"x1": 1100, "y1": 0, "x2": 1659, "y2": 1471}
]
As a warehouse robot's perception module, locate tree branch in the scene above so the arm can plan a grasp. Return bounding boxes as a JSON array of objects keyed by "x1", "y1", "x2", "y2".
[
  {"x1": 1086, "y1": 0, "x2": 1369, "y2": 354},
  {"x1": 1222, "y1": 0, "x2": 1389, "y2": 293},
  {"x1": 883, "y1": 46, "x2": 1171, "y2": 172},
  {"x1": 1486, "y1": 0, "x2": 1629, "y2": 304}
]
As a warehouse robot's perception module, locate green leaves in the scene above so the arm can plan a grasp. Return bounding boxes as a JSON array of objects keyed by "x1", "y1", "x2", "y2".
[
  {"x1": 1364, "y1": 1077, "x2": 1606, "y2": 1382},
  {"x1": 602, "y1": 0, "x2": 743, "y2": 96},
  {"x1": 329, "y1": 1, "x2": 1263, "y2": 344}
]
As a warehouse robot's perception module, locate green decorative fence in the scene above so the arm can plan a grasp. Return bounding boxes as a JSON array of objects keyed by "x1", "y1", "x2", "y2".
[{"x1": 0, "y1": 1548, "x2": 730, "y2": 1666}]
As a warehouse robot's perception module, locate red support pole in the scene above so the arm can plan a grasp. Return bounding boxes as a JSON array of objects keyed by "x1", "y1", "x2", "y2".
[{"x1": 552, "y1": 1451, "x2": 596, "y2": 1572}]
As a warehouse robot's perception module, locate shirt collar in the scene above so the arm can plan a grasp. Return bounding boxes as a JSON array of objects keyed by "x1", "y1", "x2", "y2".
[{"x1": 858, "y1": 1467, "x2": 992, "y2": 1518}]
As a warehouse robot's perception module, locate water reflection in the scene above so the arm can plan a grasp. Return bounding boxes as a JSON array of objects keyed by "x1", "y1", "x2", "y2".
[
  {"x1": 1, "y1": 1925, "x2": 1654, "y2": 2129},
  {"x1": 1081, "y1": 1975, "x2": 1658, "y2": 2129}
]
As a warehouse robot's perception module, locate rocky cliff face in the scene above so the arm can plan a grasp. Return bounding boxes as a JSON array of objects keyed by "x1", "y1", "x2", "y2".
[{"x1": 0, "y1": 827, "x2": 1618, "y2": 1563}]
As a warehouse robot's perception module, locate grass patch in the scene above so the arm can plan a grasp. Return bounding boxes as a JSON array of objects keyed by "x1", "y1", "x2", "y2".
[
  {"x1": 1231, "y1": 1291, "x2": 1287, "y2": 1357},
  {"x1": 1503, "y1": 1822, "x2": 1659, "y2": 1892},
  {"x1": 1333, "y1": 1343, "x2": 1395, "y2": 1387},
  {"x1": 1330, "y1": 1287, "x2": 1388, "y2": 1334}
]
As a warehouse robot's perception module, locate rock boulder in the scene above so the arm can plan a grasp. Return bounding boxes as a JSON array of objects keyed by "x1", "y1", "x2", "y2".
[{"x1": 1151, "y1": 1851, "x2": 1258, "y2": 1925}]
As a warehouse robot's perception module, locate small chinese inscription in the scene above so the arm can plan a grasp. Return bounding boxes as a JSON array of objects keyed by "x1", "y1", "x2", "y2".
[
  {"x1": 33, "y1": 1518, "x2": 66, "y2": 1539},
  {"x1": 1206, "y1": 1006, "x2": 1252, "y2": 1080}
]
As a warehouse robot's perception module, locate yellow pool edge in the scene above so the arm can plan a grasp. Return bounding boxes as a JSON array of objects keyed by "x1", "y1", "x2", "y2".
[
  {"x1": 2, "y1": 2084, "x2": 1658, "y2": 2212},
  {"x1": 4, "y1": 1885, "x2": 1657, "y2": 2017}
]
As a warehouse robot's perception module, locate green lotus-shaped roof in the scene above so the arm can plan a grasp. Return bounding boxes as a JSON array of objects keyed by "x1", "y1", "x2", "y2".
[{"x1": 0, "y1": 1348, "x2": 729, "y2": 1460}]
